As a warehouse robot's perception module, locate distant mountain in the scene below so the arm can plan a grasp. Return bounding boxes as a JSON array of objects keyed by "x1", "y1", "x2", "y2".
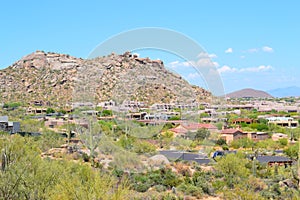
[
  {"x1": 226, "y1": 88, "x2": 273, "y2": 98},
  {"x1": 267, "y1": 86, "x2": 300, "y2": 97}
]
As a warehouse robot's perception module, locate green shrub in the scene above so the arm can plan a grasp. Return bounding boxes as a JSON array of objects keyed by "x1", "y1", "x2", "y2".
[
  {"x1": 278, "y1": 138, "x2": 288, "y2": 146},
  {"x1": 154, "y1": 184, "x2": 167, "y2": 192},
  {"x1": 82, "y1": 152, "x2": 90, "y2": 162},
  {"x1": 133, "y1": 140, "x2": 156, "y2": 154},
  {"x1": 169, "y1": 116, "x2": 181, "y2": 120},
  {"x1": 3, "y1": 102, "x2": 22, "y2": 108},
  {"x1": 216, "y1": 138, "x2": 227, "y2": 146},
  {"x1": 222, "y1": 145, "x2": 229, "y2": 150},
  {"x1": 178, "y1": 183, "x2": 203, "y2": 197},
  {"x1": 46, "y1": 107, "x2": 55, "y2": 114},
  {"x1": 100, "y1": 110, "x2": 113, "y2": 116}
]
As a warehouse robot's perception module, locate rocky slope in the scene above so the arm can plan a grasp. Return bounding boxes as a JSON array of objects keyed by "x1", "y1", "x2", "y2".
[
  {"x1": 226, "y1": 88, "x2": 273, "y2": 98},
  {"x1": 0, "y1": 51, "x2": 211, "y2": 107}
]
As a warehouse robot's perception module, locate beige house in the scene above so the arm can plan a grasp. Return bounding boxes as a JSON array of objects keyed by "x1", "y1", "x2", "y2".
[
  {"x1": 169, "y1": 123, "x2": 218, "y2": 137},
  {"x1": 247, "y1": 132, "x2": 269, "y2": 141},
  {"x1": 266, "y1": 117, "x2": 298, "y2": 128},
  {"x1": 220, "y1": 128, "x2": 248, "y2": 144}
]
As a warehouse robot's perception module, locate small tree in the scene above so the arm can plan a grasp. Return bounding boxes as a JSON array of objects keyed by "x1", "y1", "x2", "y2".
[
  {"x1": 100, "y1": 110, "x2": 112, "y2": 117},
  {"x1": 216, "y1": 153, "x2": 250, "y2": 188},
  {"x1": 194, "y1": 128, "x2": 210, "y2": 141},
  {"x1": 284, "y1": 142, "x2": 299, "y2": 159},
  {"x1": 46, "y1": 108, "x2": 55, "y2": 114},
  {"x1": 216, "y1": 138, "x2": 227, "y2": 146}
]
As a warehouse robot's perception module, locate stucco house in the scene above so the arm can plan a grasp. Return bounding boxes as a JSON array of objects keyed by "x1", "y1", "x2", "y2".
[
  {"x1": 220, "y1": 128, "x2": 247, "y2": 143},
  {"x1": 169, "y1": 123, "x2": 218, "y2": 137}
]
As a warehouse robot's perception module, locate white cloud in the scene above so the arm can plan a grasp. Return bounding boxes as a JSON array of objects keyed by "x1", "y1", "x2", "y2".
[
  {"x1": 218, "y1": 65, "x2": 273, "y2": 74},
  {"x1": 240, "y1": 55, "x2": 246, "y2": 59},
  {"x1": 225, "y1": 48, "x2": 233, "y2": 53},
  {"x1": 218, "y1": 65, "x2": 237, "y2": 73},
  {"x1": 197, "y1": 52, "x2": 217, "y2": 59},
  {"x1": 168, "y1": 52, "x2": 219, "y2": 69},
  {"x1": 240, "y1": 65, "x2": 273, "y2": 72},
  {"x1": 262, "y1": 46, "x2": 274, "y2": 53},
  {"x1": 244, "y1": 46, "x2": 274, "y2": 53},
  {"x1": 187, "y1": 72, "x2": 201, "y2": 79},
  {"x1": 247, "y1": 48, "x2": 259, "y2": 53},
  {"x1": 208, "y1": 53, "x2": 217, "y2": 58},
  {"x1": 168, "y1": 60, "x2": 191, "y2": 69}
]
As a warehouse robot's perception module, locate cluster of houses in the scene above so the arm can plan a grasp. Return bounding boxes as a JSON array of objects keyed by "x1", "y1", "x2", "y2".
[
  {"x1": 4, "y1": 99, "x2": 299, "y2": 141},
  {"x1": 2, "y1": 97, "x2": 298, "y2": 168},
  {"x1": 167, "y1": 121, "x2": 289, "y2": 144}
]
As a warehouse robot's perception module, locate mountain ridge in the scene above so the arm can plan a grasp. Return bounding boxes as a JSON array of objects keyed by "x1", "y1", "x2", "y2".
[
  {"x1": 0, "y1": 51, "x2": 211, "y2": 107},
  {"x1": 267, "y1": 86, "x2": 300, "y2": 97},
  {"x1": 226, "y1": 88, "x2": 273, "y2": 98}
]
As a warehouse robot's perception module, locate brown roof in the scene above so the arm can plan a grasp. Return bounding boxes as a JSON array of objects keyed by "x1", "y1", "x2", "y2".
[
  {"x1": 232, "y1": 118, "x2": 254, "y2": 123},
  {"x1": 221, "y1": 128, "x2": 245, "y2": 134}
]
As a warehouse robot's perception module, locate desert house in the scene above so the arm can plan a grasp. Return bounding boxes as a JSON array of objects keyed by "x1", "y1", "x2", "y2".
[
  {"x1": 0, "y1": 116, "x2": 20, "y2": 134},
  {"x1": 247, "y1": 132, "x2": 269, "y2": 141},
  {"x1": 220, "y1": 128, "x2": 248, "y2": 144},
  {"x1": 232, "y1": 118, "x2": 256, "y2": 125},
  {"x1": 266, "y1": 117, "x2": 298, "y2": 128},
  {"x1": 256, "y1": 155, "x2": 293, "y2": 167},
  {"x1": 169, "y1": 123, "x2": 218, "y2": 137}
]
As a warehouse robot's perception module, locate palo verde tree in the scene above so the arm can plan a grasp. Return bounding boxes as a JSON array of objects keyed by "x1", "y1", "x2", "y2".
[{"x1": 215, "y1": 153, "x2": 250, "y2": 188}]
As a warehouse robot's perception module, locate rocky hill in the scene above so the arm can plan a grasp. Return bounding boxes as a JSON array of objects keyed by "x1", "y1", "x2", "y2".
[
  {"x1": 0, "y1": 51, "x2": 211, "y2": 107},
  {"x1": 226, "y1": 88, "x2": 273, "y2": 98}
]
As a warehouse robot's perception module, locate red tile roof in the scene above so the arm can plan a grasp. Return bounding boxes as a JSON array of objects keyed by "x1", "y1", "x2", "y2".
[
  {"x1": 184, "y1": 123, "x2": 217, "y2": 130},
  {"x1": 169, "y1": 125, "x2": 188, "y2": 134},
  {"x1": 169, "y1": 123, "x2": 217, "y2": 134}
]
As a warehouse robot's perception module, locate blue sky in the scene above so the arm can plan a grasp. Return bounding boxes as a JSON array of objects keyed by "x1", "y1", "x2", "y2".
[{"x1": 1, "y1": 1, "x2": 299, "y2": 93}]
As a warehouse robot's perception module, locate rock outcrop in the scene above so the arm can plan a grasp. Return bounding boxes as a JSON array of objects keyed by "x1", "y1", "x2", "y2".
[{"x1": 0, "y1": 51, "x2": 211, "y2": 107}]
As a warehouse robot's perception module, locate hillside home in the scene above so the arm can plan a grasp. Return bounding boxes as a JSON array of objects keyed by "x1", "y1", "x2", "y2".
[
  {"x1": 0, "y1": 116, "x2": 20, "y2": 134},
  {"x1": 144, "y1": 113, "x2": 169, "y2": 121},
  {"x1": 26, "y1": 107, "x2": 47, "y2": 114},
  {"x1": 142, "y1": 111, "x2": 180, "y2": 121},
  {"x1": 123, "y1": 101, "x2": 145, "y2": 109},
  {"x1": 247, "y1": 132, "x2": 269, "y2": 141},
  {"x1": 30, "y1": 100, "x2": 51, "y2": 107},
  {"x1": 266, "y1": 117, "x2": 298, "y2": 128},
  {"x1": 220, "y1": 128, "x2": 248, "y2": 143},
  {"x1": 150, "y1": 103, "x2": 175, "y2": 111},
  {"x1": 97, "y1": 100, "x2": 116, "y2": 110},
  {"x1": 126, "y1": 112, "x2": 147, "y2": 120},
  {"x1": 72, "y1": 102, "x2": 95, "y2": 109},
  {"x1": 169, "y1": 123, "x2": 218, "y2": 137},
  {"x1": 256, "y1": 156, "x2": 293, "y2": 167},
  {"x1": 232, "y1": 118, "x2": 256, "y2": 125},
  {"x1": 201, "y1": 117, "x2": 219, "y2": 123},
  {"x1": 150, "y1": 102, "x2": 199, "y2": 112},
  {"x1": 159, "y1": 150, "x2": 210, "y2": 165},
  {"x1": 45, "y1": 118, "x2": 69, "y2": 128}
]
